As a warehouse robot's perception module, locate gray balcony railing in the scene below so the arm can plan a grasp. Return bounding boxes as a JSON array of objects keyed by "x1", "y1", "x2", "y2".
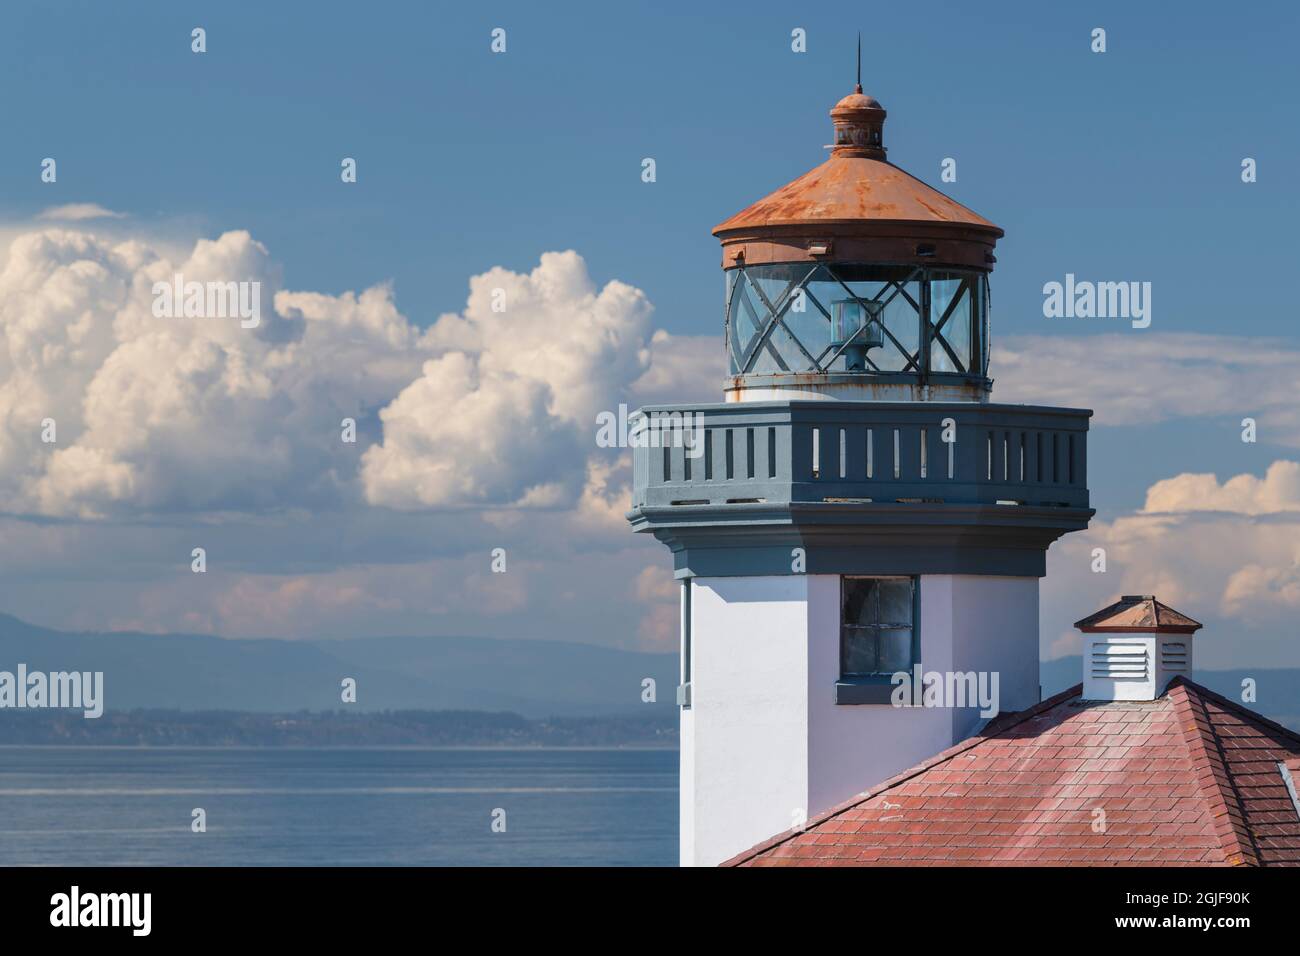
[{"x1": 630, "y1": 402, "x2": 1090, "y2": 512}]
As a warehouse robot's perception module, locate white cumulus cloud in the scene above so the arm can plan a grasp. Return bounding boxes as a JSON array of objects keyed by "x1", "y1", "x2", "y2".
[
  {"x1": 1141, "y1": 460, "x2": 1300, "y2": 515},
  {"x1": 0, "y1": 227, "x2": 663, "y2": 518},
  {"x1": 360, "y1": 250, "x2": 654, "y2": 509},
  {"x1": 36, "y1": 203, "x2": 127, "y2": 222},
  {"x1": 1045, "y1": 461, "x2": 1300, "y2": 657}
]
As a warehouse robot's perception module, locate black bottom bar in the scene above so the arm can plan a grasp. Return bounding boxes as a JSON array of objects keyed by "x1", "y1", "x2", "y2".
[{"x1": 0, "y1": 865, "x2": 1281, "y2": 942}]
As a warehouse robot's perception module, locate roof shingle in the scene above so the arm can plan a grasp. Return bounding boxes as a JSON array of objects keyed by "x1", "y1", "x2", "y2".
[{"x1": 725, "y1": 679, "x2": 1300, "y2": 867}]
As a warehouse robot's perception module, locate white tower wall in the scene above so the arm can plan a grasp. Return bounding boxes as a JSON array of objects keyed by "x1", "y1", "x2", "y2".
[
  {"x1": 682, "y1": 572, "x2": 1040, "y2": 867},
  {"x1": 685, "y1": 575, "x2": 811, "y2": 868}
]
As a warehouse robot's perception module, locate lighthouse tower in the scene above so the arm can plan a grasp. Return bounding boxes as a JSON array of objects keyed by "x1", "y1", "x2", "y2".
[{"x1": 628, "y1": 83, "x2": 1094, "y2": 866}]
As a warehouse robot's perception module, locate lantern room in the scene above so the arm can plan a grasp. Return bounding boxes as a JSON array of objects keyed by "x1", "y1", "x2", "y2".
[{"x1": 713, "y1": 85, "x2": 1004, "y2": 403}]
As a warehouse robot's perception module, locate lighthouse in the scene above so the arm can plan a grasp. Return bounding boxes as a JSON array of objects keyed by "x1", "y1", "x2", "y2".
[{"x1": 628, "y1": 82, "x2": 1094, "y2": 866}]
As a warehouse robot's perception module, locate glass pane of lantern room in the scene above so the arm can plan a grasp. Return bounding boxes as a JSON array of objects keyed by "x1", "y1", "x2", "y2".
[
  {"x1": 879, "y1": 283, "x2": 920, "y2": 371},
  {"x1": 801, "y1": 272, "x2": 852, "y2": 370},
  {"x1": 930, "y1": 275, "x2": 972, "y2": 374},
  {"x1": 730, "y1": 270, "x2": 781, "y2": 373},
  {"x1": 811, "y1": 266, "x2": 915, "y2": 372},
  {"x1": 760, "y1": 320, "x2": 806, "y2": 373},
  {"x1": 731, "y1": 264, "x2": 829, "y2": 374},
  {"x1": 832, "y1": 265, "x2": 921, "y2": 372},
  {"x1": 769, "y1": 265, "x2": 827, "y2": 369},
  {"x1": 726, "y1": 270, "x2": 746, "y2": 373}
]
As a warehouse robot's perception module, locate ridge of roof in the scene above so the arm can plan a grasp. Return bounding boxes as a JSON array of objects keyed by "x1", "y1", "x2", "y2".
[
  {"x1": 720, "y1": 683, "x2": 1084, "y2": 867},
  {"x1": 1167, "y1": 682, "x2": 1260, "y2": 866},
  {"x1": 1169, "y1": 675, "x2": 1300, "y2": 747}
]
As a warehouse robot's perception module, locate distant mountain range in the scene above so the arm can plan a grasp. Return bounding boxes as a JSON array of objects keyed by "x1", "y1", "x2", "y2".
[
  {"x1": 2, "y1": 612, "x2": 1294, "y2": 732},
  {"x1": 0, "y1": 613, "x2": 677, "y2": 719},
  {"x1": 0, "y1": 708, "x2": 678, "y2": 747}
]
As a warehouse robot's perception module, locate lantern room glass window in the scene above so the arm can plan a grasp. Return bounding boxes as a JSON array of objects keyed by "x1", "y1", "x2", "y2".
[{"x1": 725, "y1": 263, "x2": 988, "y2": 380}]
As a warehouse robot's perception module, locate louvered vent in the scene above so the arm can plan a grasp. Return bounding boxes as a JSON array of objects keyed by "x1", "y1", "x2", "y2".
[
  {"x1": 1160, "y1": 640, "x2": 1189, "y2": 673},
  {"x1": 1089, "y1": 641, "x2": 1148, "y2": 681}
]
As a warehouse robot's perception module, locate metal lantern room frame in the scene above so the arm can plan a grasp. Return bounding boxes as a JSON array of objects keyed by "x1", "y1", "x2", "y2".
[{"x1": 725, "y1": 261, "x2": 990, "y2": 385}]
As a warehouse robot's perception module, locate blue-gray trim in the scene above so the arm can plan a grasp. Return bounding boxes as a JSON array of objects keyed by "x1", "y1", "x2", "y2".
[
  {"x1": 730, "y1": 370, "x2": 992, "y2": 391},
  {"x1": 834, "y1": 677, "x2": 908, "y2": 705},
  {"x1": 631, "y1": 400, "x2": 1090, "y2": 511},
  {"x1": 632, "y1": 502, "x2": 1092, "y2": 578},
  {"x1": 627, "y1": 399, "x2": 1092, "y2": 578}
]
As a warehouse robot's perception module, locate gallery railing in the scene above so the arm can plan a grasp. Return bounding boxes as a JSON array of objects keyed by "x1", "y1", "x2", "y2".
[{"x1": 630, "y1": 402, "x2": 1090, "y2": 511}]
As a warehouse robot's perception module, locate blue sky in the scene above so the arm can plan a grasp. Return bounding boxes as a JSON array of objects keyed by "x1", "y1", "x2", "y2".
[
  {"x1": 0, "y1": 1, "x2": 1298, "y2": 677},
  {"x1": 5, "y1": 0, "x2": 1296, "y2": 338}
]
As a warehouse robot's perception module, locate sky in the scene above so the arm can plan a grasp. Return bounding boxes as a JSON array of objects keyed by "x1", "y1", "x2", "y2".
[{"x1": 1, "y1": 1, "x2": 1298, "y2": 679}]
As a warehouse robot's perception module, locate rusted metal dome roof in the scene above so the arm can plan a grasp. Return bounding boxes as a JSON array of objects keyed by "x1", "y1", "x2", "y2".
[
  {"x1": 712, "y1": 88, "x2": 1003, "y2": 270},
  {"x1": 712, "y1": 154, "x2": 1000, "y2": 234},
  {"x1": 833, "y1": 90, "x2": 882, "y2": 111}
]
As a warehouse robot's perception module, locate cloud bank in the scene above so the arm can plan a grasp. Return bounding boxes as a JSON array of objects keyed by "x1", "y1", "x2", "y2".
[
  {"x1": 1045, "y1": 461, "x2": 1300, "y2": 667},
  {"x1": 3, "y1": 223, "x2": 1296, "y2": 660},
  {"x1": 0, "y1": 229, "x2": 690, "y2": 519},
  {"x1": 995, "y1": 332, "x2": 1300, "y2": 445}
]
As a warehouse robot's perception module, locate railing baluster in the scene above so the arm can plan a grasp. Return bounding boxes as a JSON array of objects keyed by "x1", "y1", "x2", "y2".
[{"x1": 630, "y1": 406, "x2": 1088, "y2": 510}]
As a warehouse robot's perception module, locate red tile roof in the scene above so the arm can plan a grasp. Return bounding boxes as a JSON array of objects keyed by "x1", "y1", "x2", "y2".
[{"x1": 724, "y1": 679, "x2": 1300, "y2": 867}]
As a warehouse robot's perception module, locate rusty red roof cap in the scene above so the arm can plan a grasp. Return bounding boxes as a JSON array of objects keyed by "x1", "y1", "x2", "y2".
[
  {"x1": 712, "y1": 153, "x2": 1002, "y2": 236},
  {"x1": 833, "y1": 90, "x2": 883, "y2": 111},
  {"x1": 1074, "y1": 595, "x2": 1203, "y2": 634},
  {"x1": 712, "y1": 87, "x2": 1002, "y2": 263}
]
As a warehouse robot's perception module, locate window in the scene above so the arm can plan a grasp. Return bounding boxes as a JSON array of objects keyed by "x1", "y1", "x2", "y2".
[
  {"x1": 840, "y1": 576, "x2": 916, "y2": 678},
  {"x1": 724, "y1": 262, "x2": 989, "y2": 380}
]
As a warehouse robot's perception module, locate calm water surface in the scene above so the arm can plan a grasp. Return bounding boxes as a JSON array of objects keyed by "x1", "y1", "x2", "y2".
[{"x1": 0, "y1": 747, "x2": 677, "y2": 866}]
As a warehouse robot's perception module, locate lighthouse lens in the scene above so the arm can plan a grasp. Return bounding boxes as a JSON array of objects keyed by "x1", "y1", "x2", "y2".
[{"x1": 831, "y1": 299, "x2": 864, "y2": 346}]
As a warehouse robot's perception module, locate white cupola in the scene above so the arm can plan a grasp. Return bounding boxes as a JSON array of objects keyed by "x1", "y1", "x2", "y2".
[{"x1": 1073, "y1": 596, "x2": 1202, "y2": 701}]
